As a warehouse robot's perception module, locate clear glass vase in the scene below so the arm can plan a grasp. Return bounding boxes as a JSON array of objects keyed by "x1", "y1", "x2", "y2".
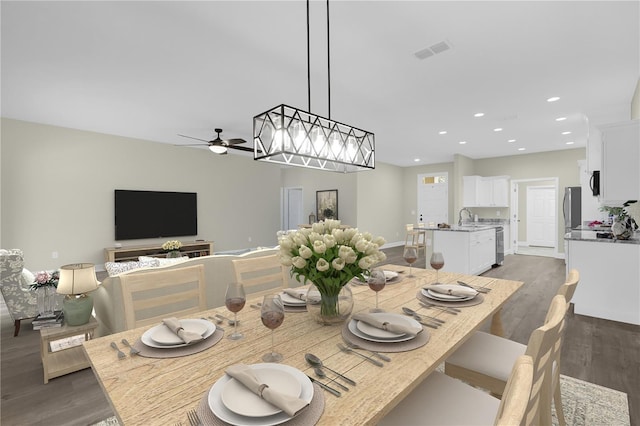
[
  {"x1": 37, "y1": 286, "x2": 57, "y2": 317},
  {"x1": 306, "y1": 282, "x2": 354, "y2": 325}
]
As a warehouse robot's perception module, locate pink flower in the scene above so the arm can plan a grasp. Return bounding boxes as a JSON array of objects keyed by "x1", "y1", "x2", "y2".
[{"x1": 35, "y1": 271, "x2": 50, "y2": 284}]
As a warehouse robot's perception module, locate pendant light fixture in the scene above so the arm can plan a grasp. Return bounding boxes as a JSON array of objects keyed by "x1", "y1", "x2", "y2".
[{"x1": 253, "y1": 0, "x2": 375, "y2": 173}]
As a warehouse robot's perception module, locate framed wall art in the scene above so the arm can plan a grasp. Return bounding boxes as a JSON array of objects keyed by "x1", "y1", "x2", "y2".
[{"x1": 316, "y1": 190, "x2": 338, "y2": 221}]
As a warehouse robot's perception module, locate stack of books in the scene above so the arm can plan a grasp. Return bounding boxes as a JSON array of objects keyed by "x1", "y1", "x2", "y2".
[{"x1": 32, "y1": 311, "x2": 64, "y2": 330}]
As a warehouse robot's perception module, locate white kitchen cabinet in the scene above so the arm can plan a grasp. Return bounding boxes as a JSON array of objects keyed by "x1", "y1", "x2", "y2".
[
  {"x1": 433, "y1": 229, "x2": 496, "y2": 275},
  {"x1": 600, "y1": 120, "x2": 640, "y2": 203},
  {"x1": 586, "y1": 120, "x2": 602, "y2": 173},
  {"x1": 463, "y1": 176, "x2": 510, "y2": 207}
]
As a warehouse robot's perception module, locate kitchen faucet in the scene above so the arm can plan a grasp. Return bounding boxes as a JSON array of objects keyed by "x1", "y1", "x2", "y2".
[{"x1": 458, "y1": 207, "x2": 473, "y2": 226}]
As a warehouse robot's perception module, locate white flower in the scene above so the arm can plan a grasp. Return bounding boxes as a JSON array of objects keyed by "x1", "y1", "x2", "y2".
[
  {"x1": 309, "y1": 232, "x2": 323, "y2": 244},
  {"x1": 332, "y1": 228, "x2": 344, "y2": 243},
  {"x1": 373, "y1": 236, "x2": 386, "y2": 247},
  {"x1": 280, "y1": 254, "x2": 293, "y2": 266},
  {"x1": 293, "y1": 233, "x2": 307, "y2": 247},
  {"x1": 365, "y1": 243, "x2": 379, "y2": 255},
  {"x1": 355, "y1": 238, "x2": 369, "y2": 253},
  {"x1": 358, "y1": 256, "x2": 375, "y2": 269},
  {"x1": 299, "y1": 245, "x2": 313, "y2": 259},
  {"x1": 311, "y1": 222, "x2": 325, "y2": 234},
  {"x1": 331, "y1": 258, "x2": 345, "y2": 270},
  {"x1": 279, "y1": 237, "x2": 294, "y2": 250},
  {"x1": 323, "y1": 234, "x2": 337, "y2": 248},
  {"x1": 338, "y1": 245, "x2": 355, "y2": 260},
  {"x1": 292, "y1": 256, "x2": 307, "y2": 269},
  {"x1": 362, "y1": 232, "x2": 373, "y2": 241},
  {"x1": 316, "y1": 258, "x2": 330, "y2": 272},
  {"x1": 313, "y1": 240, "x2": 327, "y2": 254}
]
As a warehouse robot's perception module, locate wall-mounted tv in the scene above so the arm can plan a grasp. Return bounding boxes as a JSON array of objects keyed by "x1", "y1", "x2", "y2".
[{"x1": 115, "y1": 190, "x2": 197, "y2": 241}]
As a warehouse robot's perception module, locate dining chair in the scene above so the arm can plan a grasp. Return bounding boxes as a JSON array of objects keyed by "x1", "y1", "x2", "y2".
[
  {"x1": 404, "y1": 223, "x2": 426, "y2": 255},
  {"x1": 379, "y1": 354, "x2": 534, "y2": 426},
  {"x1": 231, "y1": 254, "x2": 288, "y2": 298},
  {"x1": 445, "y1": 294, "x2": 570, "y2": 425},
  {"x1": 120, "y1": 264, "x2": 206, "y2": 329}
]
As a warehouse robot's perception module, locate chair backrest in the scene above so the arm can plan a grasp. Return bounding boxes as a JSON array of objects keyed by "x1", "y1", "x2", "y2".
[
  {"x1": 522, "y1": 295, "x2": 568, "y2": 425},
  {"x1": 405, "y1": 223, "x2": 414, "y2": 232},
  {"x1": 494, "y1": 355, "x2": 534, "y2": 426},
  {"x1": 231, "y1": 254, "x2": 288, "y2": 299},
  {"x1": 556, "y1": 268, "x2": 579, "y2": 303},
  {"x1": 120, "y1": 264, "x2": 206, "y2": 330}
]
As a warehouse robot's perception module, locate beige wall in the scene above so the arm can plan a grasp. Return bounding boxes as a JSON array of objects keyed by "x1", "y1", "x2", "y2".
[{"x1": 632, "y1": 78, "x2": 640, "y2": 120}]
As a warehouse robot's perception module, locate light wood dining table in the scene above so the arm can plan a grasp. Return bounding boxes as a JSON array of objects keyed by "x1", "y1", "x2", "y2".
[{"x1": 83, "y1": 265, "x2": 523, "y2": 425}]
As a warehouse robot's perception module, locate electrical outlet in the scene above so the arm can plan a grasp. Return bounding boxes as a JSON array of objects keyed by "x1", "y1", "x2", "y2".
[
  {"x1": 248, "y1": 237, "x2": 252, "y2": 242},
  {"x1": 496, "y1": 210, "x2": 501, "y2": 216},
  {"x1": 51, "y1": 251, "x2": 58, "y2": 259}
]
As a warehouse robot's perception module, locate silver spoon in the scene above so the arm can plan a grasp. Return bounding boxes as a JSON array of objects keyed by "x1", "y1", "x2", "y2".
[
  {"x1": 401, "y1": 307, "x2": 439, "y2": 329},
  {"x1": 314, "y1": 367, "x2": 349, "y2": 391},
  {"x1": 305, "y1": 353, "x2": 356, "y2": 386}
]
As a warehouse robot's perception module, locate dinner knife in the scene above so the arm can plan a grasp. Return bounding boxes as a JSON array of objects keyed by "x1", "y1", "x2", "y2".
[
  {"x1": 457, "y1": 280, "x2": 489, "y2": 293},
  {"x1": 307, "y1": 375, "x2": 342, "y2": 397},
  {"x1": 419, "y1": 301, "x2": 461, "y2": 314}
]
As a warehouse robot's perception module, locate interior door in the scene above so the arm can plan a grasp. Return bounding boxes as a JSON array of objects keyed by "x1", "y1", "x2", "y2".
[
  {"x1": 417, "y1": 173, "x2": 448, "y2": 225},
  {"x1": 526, "y1": 186, "x2": 556, "y2": 247},
  {"x1": 282, "y1": 187, "x2": 303, "y2": 230}
]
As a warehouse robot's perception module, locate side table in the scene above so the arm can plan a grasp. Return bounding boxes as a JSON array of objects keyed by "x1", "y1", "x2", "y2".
[{"x1": 40, "y1": 316, "x2": 99, "y2": 384}]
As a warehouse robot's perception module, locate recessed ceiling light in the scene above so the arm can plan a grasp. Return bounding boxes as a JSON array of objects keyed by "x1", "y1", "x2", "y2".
[
  {"x1": 566, "y1": 141, "x2": 575, "y2": 145},
  {"x1": 518, "y1": 147, "x2": 526, "y2": 151},
  {"x1": 414, "y1": 158, "x2": 421, "y2": 162},
  {"x1": 555, "y1": 117, "x2": 567, "y2": 121},
  {"x1": 508, "y1": 139, "x2": 516, "y2": 143},
  {"x1": 439, "y1": 130, "x2": 447, "y2": 135},
  {"x1": 493, "y1": 128, "x2": 503, "y2": 132},
  {"x1": 562, "y1": 131, "x2": 572, "y2": 135},
  {"x1": 459, "y1": 141, "x2": 467, "y2": 145},
  {"x1": 547, "y1": 96, "x2": 560, "y2": 102},
  {"x1": 474, "y1": 112, "x2": 485, "y2": 117}
]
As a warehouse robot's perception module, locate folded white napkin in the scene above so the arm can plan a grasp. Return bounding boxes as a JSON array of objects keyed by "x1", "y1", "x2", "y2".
[
  {"x1": 225, "y1": 364, "x2": 309, "y2": 417},
  {"x1": 161, "y1": 317, "x2": 204, "y2": 345},
  {"x1": 283, "y1": 288, "x2": 306, "y2": 301},
  {"x1": 423, "y1": 284, "x2": 477, "y2": 298},
  {"x1": 352, "y1": 313, "x2": 423, "y2": 337}
]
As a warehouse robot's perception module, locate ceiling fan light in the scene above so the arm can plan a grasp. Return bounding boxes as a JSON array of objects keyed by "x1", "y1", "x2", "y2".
[{"x1": 209, "y1": 145, "x2": 227, "y2": 154}]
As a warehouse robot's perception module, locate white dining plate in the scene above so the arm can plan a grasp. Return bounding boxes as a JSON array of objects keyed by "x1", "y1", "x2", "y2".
[
  {"x1": 221, "y1": 367, "x2": 302, "y2": 417},
  {"x1": 149, "y1": 319, "x2": 210, "y2": 345},
  {"x1": 141, "y1": 319, "x2": 216, "y2": 349},
  {"x1": 208, "y1": 363, "x2": 313, "y2": 426},
  {"x1": 280, "y1": 290, "x2": 307, "y2": 306},
  {"x1": 421, "y1": 287, "x2": 476, "y2": 302},
  {"x1": 348, "y1": 318, "x2": 418, "y2": 343},
  {"x1": 356, "y1": 312, "x2": 411, "y2": 339}
]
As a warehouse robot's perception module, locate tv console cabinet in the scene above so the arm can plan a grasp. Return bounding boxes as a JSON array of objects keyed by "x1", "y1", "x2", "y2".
[{"x1": 104, "y1": 241, "x2": 214, "y2": 263}]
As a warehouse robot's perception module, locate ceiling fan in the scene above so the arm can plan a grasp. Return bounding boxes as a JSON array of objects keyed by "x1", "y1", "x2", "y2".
[{"x1": 177, "y1": 128, "x2": 256, "y2": 155}]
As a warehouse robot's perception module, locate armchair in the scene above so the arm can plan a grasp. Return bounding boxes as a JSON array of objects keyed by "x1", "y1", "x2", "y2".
[{"x1": 0, "y1": 249, "x2": 62, "y2": 336}]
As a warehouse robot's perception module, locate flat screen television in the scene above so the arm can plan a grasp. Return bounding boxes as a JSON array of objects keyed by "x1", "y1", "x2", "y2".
[{"x1": 115, "y1": 190, "x2": 197, "y2": 240}]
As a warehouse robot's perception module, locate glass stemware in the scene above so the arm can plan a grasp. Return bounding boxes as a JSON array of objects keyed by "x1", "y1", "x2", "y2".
[
  {"x1": 430, "y1": 252, "x2": 445, "y2": 284},
  {"x1": 367, "y1": 269, "x2": 386, "y2": 312},
  {"x1": 225, "y1": 282, "x2": 246, "y2": 340},
  {"x1": 403, "y1": 246, "x2": 418, "y2": 277},
  {"x1": 261, "y1": 294, "x2": 285, "y2": 362}
]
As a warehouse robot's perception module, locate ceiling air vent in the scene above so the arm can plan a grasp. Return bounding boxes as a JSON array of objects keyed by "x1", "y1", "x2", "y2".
[{"x1": 414, "y1": 40, "x2": 453, "y2": 60}]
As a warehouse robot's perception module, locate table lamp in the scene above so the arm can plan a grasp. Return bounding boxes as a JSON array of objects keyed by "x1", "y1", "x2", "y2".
[{"x1": 57, "y1": 263, "x2": 100, "y2": 326}]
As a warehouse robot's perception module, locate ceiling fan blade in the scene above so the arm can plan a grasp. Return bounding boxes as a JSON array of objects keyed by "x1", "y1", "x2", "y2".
[
  {"x1": 228, "y1": 145, "x2": 261, "y2": 153},
  {"x1": 178, "y1": 134, "x2": 211, "y2": 143},
  {"x1": 223, "y1": 138, "x2": 247, "y2": 145},
  {"x1": 175, "y1": 143, "x2": 209, "y2": 147}
]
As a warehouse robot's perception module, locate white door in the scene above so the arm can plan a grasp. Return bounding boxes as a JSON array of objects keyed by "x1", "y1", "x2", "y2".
[
  {"x1": 510, "y1": 182, "x2": 520, "y2": 253},
  {"x1": 526, "y1": 186, "x2": 556, "y2": 247},
  {"x1": 282, "y1": 187, "x2": 303, "y2": 230},
  {"x1": 417, "y1": 173, "x2": 448, "y2": 225}
]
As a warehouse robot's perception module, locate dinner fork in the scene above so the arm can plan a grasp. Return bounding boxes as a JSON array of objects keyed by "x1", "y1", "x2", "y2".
[
  {"x1": 187, "y1": 409, "x2": 202, "y2": 426},
  {"x1": 344, "y1": 341, "x2": 391, "y2": 362},
  {"x1": 110, "y1": 342, "x2": 126, "y2": 359},
  {"x1": 337, "y1": 343, "x2": 384, "y2": 366},
  {"x1": 121, "y1": 338, "x2": 140, "y2": 355}
]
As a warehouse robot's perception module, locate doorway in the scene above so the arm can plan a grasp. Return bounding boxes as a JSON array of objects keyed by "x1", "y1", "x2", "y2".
[
  {"x1": 417, "y1": 173, "x2": 448, "y2": 225},
  {"x1": 282, "y1": 187, "x2": 303, "y2": 231},
  {"x1": 510, "y1": 178, "x2": 559, "y2": 257}
]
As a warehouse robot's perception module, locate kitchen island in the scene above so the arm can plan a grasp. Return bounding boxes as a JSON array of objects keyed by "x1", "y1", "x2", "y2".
[
  {"x1": 423, "y1": 224, "x2": 497, "y2": 275},
  {"x1": 565, "y1": 230, "x2": 640, "y2": 325}
]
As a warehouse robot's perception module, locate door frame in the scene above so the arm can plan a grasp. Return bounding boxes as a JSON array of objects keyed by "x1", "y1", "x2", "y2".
[{"x1": 510, "y1": 177, "x2": 560, "y2": 257}]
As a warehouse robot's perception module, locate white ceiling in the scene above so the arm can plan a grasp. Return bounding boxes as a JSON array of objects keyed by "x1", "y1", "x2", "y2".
[{"x1": 2, "y1": 1, "x2": 639, "y2": 167}]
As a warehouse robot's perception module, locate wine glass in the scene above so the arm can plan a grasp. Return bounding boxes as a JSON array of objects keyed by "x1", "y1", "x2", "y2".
[
  {"x1": 261, "y1": 294, "x2": 285, "y2": 362},
  {"x1": 367, "y1": 269, "x2": 386, "y2": 312},
  {"x1": 403, "y1": 246, "x2": 418, "y2": 277},
  {"x1": 225, "y1": 282, "x2": 246, "y2": 340},
  {"x1": 430, "y1": 252, "x2": 445, "y2": 284}
]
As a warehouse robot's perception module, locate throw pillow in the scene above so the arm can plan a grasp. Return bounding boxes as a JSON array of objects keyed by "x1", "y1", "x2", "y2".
[
  {"x1": 104, "y1": 259, "x2": 159, "y2": 277},
  {"x1": 138, "y1": 255, "x2": 189, "y2": 266}
]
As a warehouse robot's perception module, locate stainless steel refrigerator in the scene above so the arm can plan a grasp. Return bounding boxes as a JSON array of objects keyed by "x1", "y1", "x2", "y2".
[{"x1": 563, "y1": 186, "x2": 582, "y2": 232}]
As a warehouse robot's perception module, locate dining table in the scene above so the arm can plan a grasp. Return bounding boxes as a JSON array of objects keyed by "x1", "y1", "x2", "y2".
[{"x1": 82, "y1": 264, "x2": 523, "y2": 425}]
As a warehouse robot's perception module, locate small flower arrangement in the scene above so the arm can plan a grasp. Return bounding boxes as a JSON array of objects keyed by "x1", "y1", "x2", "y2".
[
  {"x1": 30, "y1": 270, "x2": 60, "y2": 289},
  {"x1": 278, "y1": 219, "x2": 387, "y2": 295},
  {"x1": 162, "y1": 240, "x2": 183, "y2": 252}
]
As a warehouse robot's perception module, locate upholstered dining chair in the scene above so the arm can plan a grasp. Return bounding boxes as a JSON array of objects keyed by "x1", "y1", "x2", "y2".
[
  {"x1": 231, "y1": 254, "x2": 288, "y2": 299},
  {"x1": 120, "y1": 264, "x2": 206, "y2": 330},
  {"x1": 379, "y1": 355, "x2": 534, "y2": 426},
  {"x1": 445, "y1": 294, "x2": 571, "y2": 425}
]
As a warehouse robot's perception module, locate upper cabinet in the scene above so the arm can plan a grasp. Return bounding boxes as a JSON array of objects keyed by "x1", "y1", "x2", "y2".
[
  {"x1": 463, "y1": 175, "x2": 510, "y2": 207},
  {"x1": 600, "y1": 120, "x2": 640, "y2": 203},
  {"x1": 586, "y1": 120, "x2": 602, "y2": 173}
]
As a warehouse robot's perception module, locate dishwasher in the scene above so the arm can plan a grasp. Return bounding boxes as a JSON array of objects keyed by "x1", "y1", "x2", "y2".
[{"x1": 494, "y1": 226, "x2": 504, "y2": 266}]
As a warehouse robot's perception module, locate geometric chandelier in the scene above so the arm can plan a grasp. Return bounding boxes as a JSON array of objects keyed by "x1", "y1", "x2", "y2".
[
  {"x1": 253, "y1": 0, "x2": 375, "y2": 173},
  {"x1": 253, "y1": 104, "x2": 375, "y2": 173}
]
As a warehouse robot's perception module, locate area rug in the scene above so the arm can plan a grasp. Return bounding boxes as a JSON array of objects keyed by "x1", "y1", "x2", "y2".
[{"x1": 89, "y1": 374, "x2": 630, "y2": 426}]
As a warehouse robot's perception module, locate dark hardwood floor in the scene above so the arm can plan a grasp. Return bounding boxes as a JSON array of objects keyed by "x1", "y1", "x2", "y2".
[{"x1": 1, "y1": 248, "x2": 638, "y2": 425}]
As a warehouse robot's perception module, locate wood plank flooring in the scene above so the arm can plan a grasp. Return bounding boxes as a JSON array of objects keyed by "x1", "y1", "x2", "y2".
[{"x1": 1, "y1": 249, "x2": 637, "y2": 425}]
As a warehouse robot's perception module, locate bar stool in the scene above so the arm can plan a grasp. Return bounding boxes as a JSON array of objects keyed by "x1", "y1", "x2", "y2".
[{"x1": 404, "y1": 223, "x2": 426, "y2": 256}]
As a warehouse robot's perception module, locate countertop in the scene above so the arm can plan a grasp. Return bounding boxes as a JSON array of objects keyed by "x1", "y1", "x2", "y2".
[
  {"x1": 564, "y1": 230, "x2": 640, "y2": 245},
  {"x1": 417, "y1": 220, "x2": 508, "y2": 233}
]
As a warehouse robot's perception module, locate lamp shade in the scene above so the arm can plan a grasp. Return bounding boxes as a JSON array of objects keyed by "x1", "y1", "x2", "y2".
[{"x1": 57, "y1": 263, "x2": 99, "y2": 295}]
